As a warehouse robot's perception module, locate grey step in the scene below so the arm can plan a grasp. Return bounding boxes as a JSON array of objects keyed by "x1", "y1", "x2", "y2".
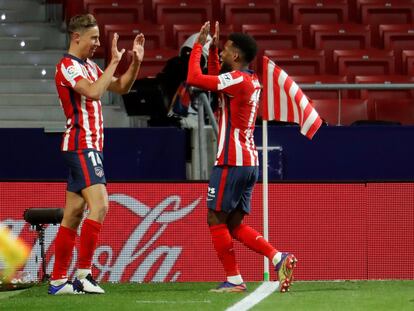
[
  {"x1": 0, "y1": 105, "x2": 65, "y2": 121},
  {"x1": 0, "y1": 92, "x2": 112, "y2": 105},
  {"x1": 0, "y1": 65, "x2": 55, "y2": 79},
  {"x1": 0, "y1": 50, "x2": 64, "y2": 65},
  {"x1": 0, "y1": 105, "x2": 129, "y2": 127},
  {"x1": 0, "y1": 93, "x2": 58, "y2": 105},
  {"x1": 0, "y1": 120, "x2": 66, "y2": 129},
  {"x1": 0, "y1": 0, "x2": 43, "y2": 10},
  {"x1": 0, "y1": 36, "x2": 44, "y2": 50},
  {"x1": 0, "y1": 7, "x2": 46, "y2": 22},
  {"x1": 0, "y1": 23, "x2": 67, "y2": 49},
  {"x1": 0, "y1": 79, "x2": 55, "y2": 93}
]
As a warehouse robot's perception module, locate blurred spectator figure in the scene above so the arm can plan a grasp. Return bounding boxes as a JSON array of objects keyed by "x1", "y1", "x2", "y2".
[{"x1": 158, "y1": 33, "x2": 212, "y2": 128}]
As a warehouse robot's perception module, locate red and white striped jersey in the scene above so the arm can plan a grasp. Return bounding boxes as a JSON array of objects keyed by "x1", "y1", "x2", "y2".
[
  {"x1": 187, "y1": 44, "x2": 260, "y2": 166},
  {"x1": 55, "y1": 54, "x2": 104, "y2": 151}
]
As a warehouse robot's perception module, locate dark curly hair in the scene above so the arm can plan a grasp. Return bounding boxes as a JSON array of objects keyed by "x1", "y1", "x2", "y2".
[{"x1": 228, "y1": 33, "x2": 258, "y2": 64}]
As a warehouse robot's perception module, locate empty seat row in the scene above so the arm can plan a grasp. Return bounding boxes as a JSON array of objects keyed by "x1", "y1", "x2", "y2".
[{"x1": 310, "y1": 98, "x2": 414, "y2": 126}]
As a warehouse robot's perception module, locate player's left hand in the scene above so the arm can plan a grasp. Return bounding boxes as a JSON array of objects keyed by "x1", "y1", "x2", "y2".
[{"x1": 132, "y1": 33, "x2": 145, "y2": 64}]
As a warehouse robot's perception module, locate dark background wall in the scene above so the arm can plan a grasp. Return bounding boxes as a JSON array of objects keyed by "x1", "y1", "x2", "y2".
[{"x1": 1, "y1": 126, "x2": 413, "y2": 181}]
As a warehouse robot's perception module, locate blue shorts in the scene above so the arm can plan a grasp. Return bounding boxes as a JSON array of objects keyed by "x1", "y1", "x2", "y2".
[
  {"x1": 62, "y1": 149, "x2": 106, "y2": 193},
  {"x1": 207, "y1": 165, "x2": 258, "y2": 214}
]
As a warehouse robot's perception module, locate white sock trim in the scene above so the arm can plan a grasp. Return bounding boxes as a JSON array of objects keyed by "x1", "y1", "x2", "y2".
[
  {"x1": 50, "y1": 278, "x2": 68, "y2": 286},
  {"x1": 76, "y1": 269, "x2": 91, "y2": 279},
  {"x1": 272, "y1": 252, "x2": 282, "y2": 266},
  {"x1": 227, "y1": 275, "x2": 244, "y2": 285}
]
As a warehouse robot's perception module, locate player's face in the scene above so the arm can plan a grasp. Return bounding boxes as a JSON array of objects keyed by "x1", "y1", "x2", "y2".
[
  {"x1": 78, "y1": 26, "x2": 100, "y2": 58},
  {"x1": 219, "y1": 40, "x2": 236, "y2": 73}
]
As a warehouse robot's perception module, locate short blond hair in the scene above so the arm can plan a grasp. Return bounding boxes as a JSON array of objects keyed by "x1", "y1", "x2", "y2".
[{"x1": 67, "y1": 14, "x2": 97, "y2": 34}]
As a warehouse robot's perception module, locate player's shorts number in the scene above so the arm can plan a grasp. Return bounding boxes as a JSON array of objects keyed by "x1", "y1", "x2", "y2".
[{"x1": 88, "y1": 151, "x2": 102, "y2": 167}]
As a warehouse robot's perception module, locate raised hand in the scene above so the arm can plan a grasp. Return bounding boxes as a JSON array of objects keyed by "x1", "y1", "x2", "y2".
[
  {"x1": 132, "y1": 33, "x2": 145, "y2": 64},
  {"x1": 196, "y1": 21, "x2": 210, "y2": 46},
  {"x1": 211, "y1": 21, "x2": 219, "y2": 49},
  {"x1": 111, "y1": 33, "x2": 125, "y2": 64}
]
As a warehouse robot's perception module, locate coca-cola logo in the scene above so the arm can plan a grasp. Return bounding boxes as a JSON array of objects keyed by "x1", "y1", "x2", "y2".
[{"x1": 5, "y1": 193, "x2": 201, "y2": 282}]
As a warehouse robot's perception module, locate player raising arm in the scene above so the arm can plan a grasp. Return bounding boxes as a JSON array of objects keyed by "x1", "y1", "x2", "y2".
[
  {"x1": 187, "y1": 22, "x2": 297, "y2": 293},
  {"x1": 49, "y1": 13, "x2": 144, "y2": 295}
]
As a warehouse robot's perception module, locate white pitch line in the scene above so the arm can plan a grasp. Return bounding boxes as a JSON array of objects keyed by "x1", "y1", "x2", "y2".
[{"x1": 226, "y1": 281, "x2": 280, "y2": 311}]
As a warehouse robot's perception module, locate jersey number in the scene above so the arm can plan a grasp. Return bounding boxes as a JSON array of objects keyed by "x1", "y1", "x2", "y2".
[{"x1": 88, "y1": 151, "x2": 102, "y2": 167}]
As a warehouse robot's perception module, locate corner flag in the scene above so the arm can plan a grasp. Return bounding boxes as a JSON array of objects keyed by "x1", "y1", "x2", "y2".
[{"x1": 262, "y1": 56, "x2": 322, "y2": 139}]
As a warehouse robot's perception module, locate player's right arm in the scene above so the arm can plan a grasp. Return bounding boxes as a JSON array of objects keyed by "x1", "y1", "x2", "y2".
[{"x1": 72, "y1": 34, "x2": 124, "y2": 100}]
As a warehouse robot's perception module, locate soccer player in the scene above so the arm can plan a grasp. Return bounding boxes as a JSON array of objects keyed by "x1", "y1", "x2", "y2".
[
  {"x1": 49, "y1": 14, "x2": 144, "y2": 295},
  {"x1": 187, "y1": 22, "x2": 297, "y2": 293}
]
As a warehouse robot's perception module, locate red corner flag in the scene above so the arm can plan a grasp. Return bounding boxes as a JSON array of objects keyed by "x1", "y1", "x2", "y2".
[{"x1": 262, "y1": 56, "x2": 322, "y2": 139}]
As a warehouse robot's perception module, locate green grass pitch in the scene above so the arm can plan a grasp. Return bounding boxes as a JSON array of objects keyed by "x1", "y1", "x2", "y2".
[{"x1": 1, "y1": 281, "x2": 413, "y2": 311}]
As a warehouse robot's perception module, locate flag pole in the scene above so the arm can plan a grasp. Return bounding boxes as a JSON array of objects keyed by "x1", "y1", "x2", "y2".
[{"x1": 262, "y1": 119, "x2": 270, "y2": 281}]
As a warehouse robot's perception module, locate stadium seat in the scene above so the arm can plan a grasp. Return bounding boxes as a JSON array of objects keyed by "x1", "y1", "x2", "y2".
[
  {"x1": 312, "y1": 99, "x2": 369, "y2": 125},
  {"x1": 372, "y1": 98, "x2": 414, "y2": 125},
  {"x1": 220, "y1": 0, "x2": 280, "y2": 32},
  {"x1": 138, "y1": 49, "x2": 178, "y2": 78},
  {"x1": 173, "y1": 24, "x2": 234, "y2": 49},
  {"x1": 104, "y1": 24, "x2": 165, "y2": 50},
  {"x1": 333, "y1": 49, "x2": 395, "y2": 81},
  {"x1": 84, "y1": 0, "x2": 144, "y2": 57},
  {"x1": 380, "y1": 24, "x2": 414, "y2": 73},
  {"x1": 243, "y1": 24, "x2": 302, "y2": 73},
  {"x1": 288, "y1": 0, "x2": 349, "y2": 46},
  {"x1": 311, "y1": 24, "x2": 371, "y2": 73},
  {"x1": 84, "y1": 0, "x2": 144, "y2": 22},
  {"x1": 402, "y1": 50, "x2": 414, "y2": 75},
  {"x1": 104, "y1": 24, "x2": 165, "y2": 76},
  {"x1": 263, "y1": 49, "x2": 325, "y2": 76},
  {"x1": 242, "y1": 24, "x2": 302, "y2": 50},
  {"x1": 290, "y1": 75, "x2": 348, "y2": 100},
  {"x1": 63, "y1": 0, "x2": 84, "y2": 22},
  {"x1": 358, "y1": 0, "x2": 414, "y2": 47},
  {"x1": 153, "y1": 0, "x2": 212, "y2": 46},
  {"x1": 355, "y1": 75, "x2": 414, "y2": 100}
]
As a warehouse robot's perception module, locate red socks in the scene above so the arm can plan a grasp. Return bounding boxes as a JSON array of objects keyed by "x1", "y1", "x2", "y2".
[
  {"x1": 209, "y1": 224, "x2": 240, "y2": 276},
  {"x1": 232, "y1": 224, "x2": 277, "y2": 260},
  {"x1": 78, "y1": 218, "x2": 102, "y2": 269},
  {"x1": 51, "y1": 225, "x2": 77, "y2": 280}
]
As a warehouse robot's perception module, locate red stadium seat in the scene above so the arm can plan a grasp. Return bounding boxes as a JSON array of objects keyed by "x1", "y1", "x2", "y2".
[
  {"x1": 173, "y1": 24, "x2": 234, "y2": 49},
  {"x1": 64, "y1": 0, "x2": 85, "y2": 21},
  {"x1": 242, "y1": 24, "x2": 302, "y2": 50},
  {"x1": 358, "y1": 0, "x2": 414, "y2": 47},
  {"x1": 243, "y1": 24, "x2": 303, "y2": 73},
  {"x1": 104, "y1": 24, "x2": 165, "y2": 76},
  {"x1": 220, "y1": 0, "x2": 280, "y2": 32},
  {"x1": 333, "y1": 49, "x2": 395, "y2": 81},
  {"x1": 355, "y1": 75, "x2": 414, "y2": 100},
  {"x1": 372, "y1": 98, "x2": 414, "y2": 124},
  {"x1": 291, "y1": 75, "x2": 348, "y2": 100},
  {"x1": 153, "y1": 0, "x2": 212, "y2": 46},
  {"x1": 84, "y1": 0, "x2": 144, "y2": 57},
  {"x1": 312, "y1": 99, "x2": 369, "y2": 125},
  {"x1": 263, "y1": 49, "x2": 325, "y2": 76},
  {"x1": 311, "y1": 24, "x2": 371, "y2": 73},
  {"x1": 380, "y1": 24, "x2": 414, "y2": 73},
  {"x1": 289, "y1": 0, "x2": 349, "y2": 46},
  {"x1": 84, "y1": 0, "x2": 144, "y2": 22},
  {"x1": 402, "y1": 50, "x2": 414, "y2": 75},
  {"x1": 138, "y1": 49, "x2": 178, "y2": 79}
]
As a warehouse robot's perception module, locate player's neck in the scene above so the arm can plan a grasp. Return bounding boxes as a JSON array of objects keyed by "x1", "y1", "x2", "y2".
[{"x1": 67, "y1": 46, "x2": 87, "y2": 61}]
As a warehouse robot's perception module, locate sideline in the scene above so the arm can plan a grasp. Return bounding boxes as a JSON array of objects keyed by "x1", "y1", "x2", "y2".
[{"x1": 226, "y1": 281, "x2": 279, "y2": 311}]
